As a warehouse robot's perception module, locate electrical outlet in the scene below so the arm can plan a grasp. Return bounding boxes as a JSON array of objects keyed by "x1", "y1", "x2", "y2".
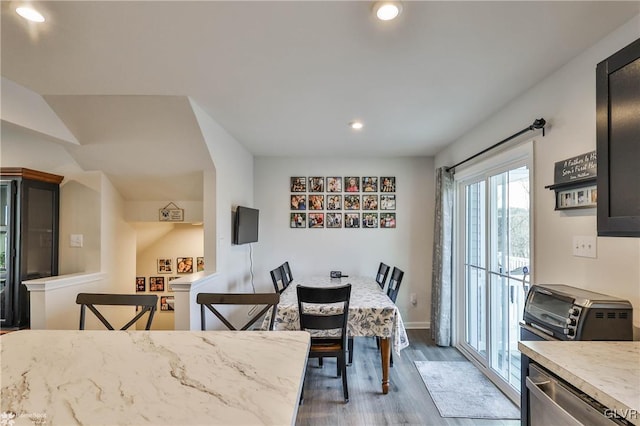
[
  {"x1": 410, "y1": 293, "x2": 417, "y2": 306},
  {"x1": 572, "y1": 236, "x2": 596, "y2": 258}
]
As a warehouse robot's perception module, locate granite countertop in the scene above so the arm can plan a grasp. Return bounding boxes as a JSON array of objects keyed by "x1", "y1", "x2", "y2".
[
  {"x1": 1, "y1": 330, "x2": 310, "y2": 425},
  {"x1": 519, "y1": 340, "x2": 640, "y2": 424}
]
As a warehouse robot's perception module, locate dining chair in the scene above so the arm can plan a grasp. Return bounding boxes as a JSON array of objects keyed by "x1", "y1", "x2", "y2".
[
  {"x1": 282, "y1": 261, "x2": 293, "y2": 286},
  {"x1": 76, "y1": 293, "x2": 158, "y2": 330},
  {"x1": 376, "y1": 262, "x2": 390, "y2": 290},
  {"x1": 386, "y1": 267, "x2": 405, "y2": 303},
  {"x1": 197, "y1": 292, "x2": 280, "y2": 330},
  {"x1": 297, "y1": 284, "x2": 351, "y2": 403},
  {"x1": 270, "y1": 265, "x2": 288, "y2": 294},
  {"x1": 347, "y1": 263, "x2": 392, "y2": 364}
]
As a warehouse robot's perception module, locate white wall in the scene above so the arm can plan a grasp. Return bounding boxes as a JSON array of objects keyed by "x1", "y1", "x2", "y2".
[
  {"x1": 254, "y1": 156, "x2": 434, "y2": 328},
  {"x1": 436, "y1": 15, "x2": 640, "y2": 328},
  {"x1": 190, "y1": 99, "x2": 255, "y2": 291},
  {"x1": 134, "y1": 223, "x2": 204, "y2": 330}
]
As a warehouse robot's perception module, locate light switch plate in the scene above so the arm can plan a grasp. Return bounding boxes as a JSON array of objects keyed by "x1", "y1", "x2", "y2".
[
  {"x1": 572, "y1": 236, "x2": 596, "y2": 258},
  {"x1": 70, "y1": 234, "x2": 83, "y2": 248}
]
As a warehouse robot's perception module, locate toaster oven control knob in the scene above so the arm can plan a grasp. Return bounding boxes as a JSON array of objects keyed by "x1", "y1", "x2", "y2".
[
  {"x1": 569, "y1": 307, "x2": 580, "y2": 316},
  {"x1": 566, "y1": 318, "x2": 577, "y2": 326},
  {"x1": 567, "y1": 328, "x2": 576, "y2": 337}
]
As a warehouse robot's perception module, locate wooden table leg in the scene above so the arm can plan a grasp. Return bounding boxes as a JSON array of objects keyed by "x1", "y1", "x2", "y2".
[{"x1": 380, "y1": 337, "x2": 390, "y2": 394}]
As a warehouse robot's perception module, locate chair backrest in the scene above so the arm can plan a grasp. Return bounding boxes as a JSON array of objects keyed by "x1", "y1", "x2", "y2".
[
  {"x1": 376, "y1": 262, "x2": 390, "y2": 289},
  {"x1": 270, "y1": 266, "x2": 287, "y2": 294},
  {"x1": 296, "y1": 284, "x2": 351, "y2": 339},
  {"x1": 386, "y1": 267, "x2": 405, "y2": 303},
  {"x1": 76, "y1": 293, "x2": 158, "y2": 330},
  {"x1": 197, "y1": 292, "x2": 280, "y2": 331},
  {"x1": 282, "y1": 261, "x2": 293, "y2": 285}
]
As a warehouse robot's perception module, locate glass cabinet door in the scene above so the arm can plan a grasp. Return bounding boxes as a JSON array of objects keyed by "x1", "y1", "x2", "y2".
[{"x1": 0, "y1": 181, "x2": 15, "y2": 326}]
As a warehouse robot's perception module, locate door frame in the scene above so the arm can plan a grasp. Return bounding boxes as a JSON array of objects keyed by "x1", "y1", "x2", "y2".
[{"x1": 452, "y1": 141, "x2": 535, "y2": 404}]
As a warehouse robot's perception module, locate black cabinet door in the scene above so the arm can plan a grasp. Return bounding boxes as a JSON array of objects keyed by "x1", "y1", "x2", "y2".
[
  {"x1": 596, "y1": 38, "x2": 640, "y2": 237},
  {"x1": 0, "y1": 175, "x2": 60, "y2": 329}
]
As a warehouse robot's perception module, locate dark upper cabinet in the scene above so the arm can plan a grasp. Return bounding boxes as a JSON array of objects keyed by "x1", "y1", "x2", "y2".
[
  {"x1": 596, "y1": 38, "x2": 640, "y2": 237},
  {"x1": 0, "y1": 168, "x2": 63, "y2": 329}
]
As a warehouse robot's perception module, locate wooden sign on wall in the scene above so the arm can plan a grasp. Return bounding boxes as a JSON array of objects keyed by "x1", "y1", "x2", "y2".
[{"x1": 553, "y1": 151, "x2": 597, "y2": 185}]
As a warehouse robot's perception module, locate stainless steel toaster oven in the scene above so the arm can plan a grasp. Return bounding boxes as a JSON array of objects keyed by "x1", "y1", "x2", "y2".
[{"x1": 522, "y1": 284, "x2": 633, "y2": 341}]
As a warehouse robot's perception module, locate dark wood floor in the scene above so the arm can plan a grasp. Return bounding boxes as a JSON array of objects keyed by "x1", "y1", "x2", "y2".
[{"x1": 295, "y1": 329, "x2": 521, "y2": 426}]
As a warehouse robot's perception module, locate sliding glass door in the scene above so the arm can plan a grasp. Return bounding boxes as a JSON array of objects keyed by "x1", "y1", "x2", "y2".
[{"x1": 456, "y1": 144, "x2": 532, "y2": 398}]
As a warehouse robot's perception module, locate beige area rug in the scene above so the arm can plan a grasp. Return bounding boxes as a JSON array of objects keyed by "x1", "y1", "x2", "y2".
[{"x1": 414, "y1": 361, "x2": 520, "y2": 419}]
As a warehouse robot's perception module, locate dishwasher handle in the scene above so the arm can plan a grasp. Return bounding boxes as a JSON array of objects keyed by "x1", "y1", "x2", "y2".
[{"x1": 526, "y1": 376, "x2": 583, "y2": 426}]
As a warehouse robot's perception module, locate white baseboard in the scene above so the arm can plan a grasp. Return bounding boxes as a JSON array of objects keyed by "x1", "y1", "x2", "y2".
[{"x1": 404, "y1": 321, "x2": 430, "y2": 329}]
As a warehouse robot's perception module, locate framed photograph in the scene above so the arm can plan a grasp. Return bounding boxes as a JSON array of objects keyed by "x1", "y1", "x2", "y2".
[
  {"x1": 327, "y1": 194, "x2": 342, "y2": 210},
  {"x1": 290, "y1": 194, "x2": 306, "y2": 210},
  {"x1": 362, "y1": 213, "x2": 379, "y2": 228},
  {"x1": 380, "y1": 213, "x2": 396, "y2": 228},
  {"x1": 362, "y1": 195, "x2": 378, "y2": 210},
  {"x1": 308, "y1": 177, "x2": 324, "y2": 192},
  {"x1": 308, "y1": 213, "x2": 325, "y2": 228},
  {"x1": 380, "y1": 194, "x2": 396, "y2": 210},
  {"x1": 157, "y1": 258, "x2": 173, "y2": 274},
  {"x1": 136, "y1": 277, "x2": 146, "y2": 292},
  {"x1": 291, "y1": 177, "x2": 306, "y2": 192},
  {"x1": 362, "y1": 177, "x2": 378, "y2": 192},
  {"x1": 160, "y1": 296, "x2": 175, "y2": 312},
  {"x1": 177, "y1": 257, "x2": 194, "y2": 273},
  {"x1": 344, "y1": 213, "x2": 360, "y2": 228},
  {"x1": 344, "y1": 195, "x2": 360, "y2": 210},
  {"x1": 556, "y1": 185, "x2": 597, "y2": 210},
  {"x1": 149, "y1": 276, "x2": 165, "y2": 292},
  {"x1": 326, "y1": 213, "x2": 342, "y2": 228},
  {"x1": 197, "y1": 257, "x2": 205, "y2": 272},
  {"x1": 380, "y1": 177, "x2": 396, "y2": 192},
  {"x1": 344, "y1": 177, "x2": 360, "y2": 192},
  {"x1": 290, "y1": 213, "x2": 307, "y2": 228},
  {"x1": 308, "y1": 195, "x2": 324, "y2": 210},
  {"x1": 326, "y1": 177, "x2": 342, "y2": 192}
]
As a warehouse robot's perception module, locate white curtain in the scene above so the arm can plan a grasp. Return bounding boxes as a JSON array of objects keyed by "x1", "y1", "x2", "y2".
[{"x1": 430, "y1": 167, "x2": 454, "y2": 346}]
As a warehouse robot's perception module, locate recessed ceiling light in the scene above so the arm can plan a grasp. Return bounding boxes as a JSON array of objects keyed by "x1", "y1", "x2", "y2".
[
  {"x1": 373, "y1": 2, "x2": 402, "y2": 21},
  {"x1": 16, "y1": 6, "x2": 45, "y2": 23},
  {"x1": 350, "y1": 121, "x2": 364, "y2": 130}
]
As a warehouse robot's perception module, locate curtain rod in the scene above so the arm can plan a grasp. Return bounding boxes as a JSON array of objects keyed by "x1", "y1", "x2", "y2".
[{"x1": 446, "y1": 118, "x2": 546, "y2": 173}]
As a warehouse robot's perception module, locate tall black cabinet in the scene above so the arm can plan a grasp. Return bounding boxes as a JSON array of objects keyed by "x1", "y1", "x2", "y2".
[{"x1": 1, "y1": 168, "x2": 62, "y2": 329}]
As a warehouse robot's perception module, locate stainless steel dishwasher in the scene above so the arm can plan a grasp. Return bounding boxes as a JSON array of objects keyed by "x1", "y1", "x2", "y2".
[{"x1": 526, "y1": 364, "x2": 625, "y2": 426}]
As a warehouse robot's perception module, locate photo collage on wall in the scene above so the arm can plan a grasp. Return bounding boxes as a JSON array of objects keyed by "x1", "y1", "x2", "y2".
[
  {"x1": 290, "y1": 176, "x2": 396, "y2": 229},
  {"x1": 135, "y1": 256, "x2": 204, "y2": 311}
]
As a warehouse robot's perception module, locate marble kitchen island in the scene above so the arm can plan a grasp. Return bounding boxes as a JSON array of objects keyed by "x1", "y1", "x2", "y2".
[
  {"x1": 1, "y1": 330, "x2": 310, "y2": 425},
  {"x1": 519, "y1": 340, "x2": 640, "y2": 425}
]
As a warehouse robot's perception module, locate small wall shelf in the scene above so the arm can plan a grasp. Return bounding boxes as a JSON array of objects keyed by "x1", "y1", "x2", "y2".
[{"x1": 545, "y1": 178, "x2": 597, "y2": 210}]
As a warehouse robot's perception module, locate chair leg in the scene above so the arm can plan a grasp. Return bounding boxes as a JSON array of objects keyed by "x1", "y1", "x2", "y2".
[
  {"x1": 319, "y1": 357, "x2": 323, "y2": 367},
  {"x1": 348, "y1": 337, "x2": 354, "y2": 364},
  {"x1": 341, "y1": 353, "x2": 349, "y2": 403},
  {"x1": 376, "y1": 336, "x2": 380, "y2": 349},
  {"x1": 390, "y1": 350, "x2": 393, "y2": 367},
  {"x1": 337, "y1": 356, "x2": 341, "y2": 377}
]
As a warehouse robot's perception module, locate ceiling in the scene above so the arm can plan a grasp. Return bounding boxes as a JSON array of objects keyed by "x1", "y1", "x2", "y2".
[{"x1": 2, "y1": 1, "x2": 638, "y2": 158}]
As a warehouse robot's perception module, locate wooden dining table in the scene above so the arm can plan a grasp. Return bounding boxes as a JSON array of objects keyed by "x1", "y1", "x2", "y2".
[
  {"x1": 266, "y1": 275, "x2": 409, "y2": 394},
  {"x1": 1, "y1": 330, "x2": 310, "y2": 425}
]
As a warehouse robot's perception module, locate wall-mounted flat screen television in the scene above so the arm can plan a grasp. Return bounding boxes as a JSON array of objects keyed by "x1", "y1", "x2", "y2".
[{"x1": 233, "y1": 206, "x2": 259, "y2": 244}]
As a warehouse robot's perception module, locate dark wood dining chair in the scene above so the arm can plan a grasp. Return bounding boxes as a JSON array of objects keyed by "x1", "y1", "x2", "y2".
[
  {"x1": 297, "y1": 284, "x2": 351, "y2": 403},
  {"x1": 386, "y1": 267, "x2": 405, "y2": 303},
  {"x1": 282, "y1": 261, "x2": 293, "y2": 286},
  {"x1": 197, "y1": 292, "x2": 280, "y2": 330},
  {"x1": 376, "y1": 262, "x2": 390, "y2": 290},
  {"x1": 270, "y1": 265, "x2": 288, "y2": 294},
  {"x1": 76, "y1": 293, "x2": 158, "y2": 330}
]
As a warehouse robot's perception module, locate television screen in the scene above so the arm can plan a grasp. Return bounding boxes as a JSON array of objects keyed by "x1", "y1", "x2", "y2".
[{"x1": 233, "y1": 206, "x2": 259, "y2": 245}]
